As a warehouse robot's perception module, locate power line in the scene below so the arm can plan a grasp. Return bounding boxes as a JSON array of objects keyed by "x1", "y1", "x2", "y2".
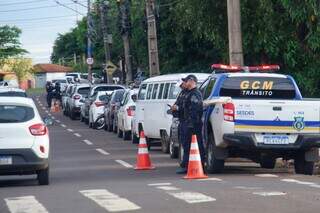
[
  {"x1": 0, "y1": 0, "x2": 50, "y2": 7},
  {"x1": 0, "y1": 15, "x2": 79, "y2": 23},
  {"x1": 54, "y1": 0, "x2": 86, "y2": 16},
  {"x1": 70, "y1": 0, "x2": 87, "y2": 8},
  {"x1": 0, "y1": 1, "x2": 86, "y2": 13}
]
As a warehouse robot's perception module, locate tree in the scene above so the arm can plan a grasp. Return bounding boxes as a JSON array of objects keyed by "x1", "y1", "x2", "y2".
[
  {"x1": 0, "y1": 25, "x2": 27, "y2": 61},
  {"x1": 1, "y1": 58, "x2": 33, "y2": 83}
]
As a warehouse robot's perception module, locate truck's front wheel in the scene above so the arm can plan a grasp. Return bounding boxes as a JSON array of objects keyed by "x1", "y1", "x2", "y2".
[
  {"x1": 206, "y1": 133, "x2": 224, "y2": 173},
  {"x1": 260, "y1": 155, "x2": 276, "y2": 169},
  {"x1": 294, "y1": 152, "x2": 314, "y2": 175}
]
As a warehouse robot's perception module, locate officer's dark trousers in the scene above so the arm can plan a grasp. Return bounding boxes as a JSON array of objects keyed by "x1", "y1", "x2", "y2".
[
  {"x1": 47, "y1": 94, "x2": 52, "y2": 108},
  {"x1": 180, "y1": 121, "x2": 205, "y2": 168}
]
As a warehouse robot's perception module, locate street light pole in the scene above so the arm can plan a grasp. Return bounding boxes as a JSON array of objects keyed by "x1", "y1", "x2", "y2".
[
  {"x1": 87, "y1": 0, "x2": 93, "y2": 83},
  {"x1": 227, "y1": 0, "x2": 244, "y2": 66}
]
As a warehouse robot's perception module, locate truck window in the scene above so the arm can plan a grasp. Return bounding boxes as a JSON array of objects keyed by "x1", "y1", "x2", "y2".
[
  {"x1": 158, "y1": 83, "x2": 164, "y2": 99},
  {"x1": 152, "y1": 84, "x2": 159, "y2": 99},
  {"x1": 163, "y1": 83, "x2": 170, "y2": 99},
  {"x1": 138, "y1": 84, "x2": 147, "y2": 100},
  {"x1": 146, "y1": 84, "x2": 153, "y2": 100},
  {"x1": 204, "y1": 78, "x2": 216, "y2": 99},
  {"x1": 219, "y1": 76, "x2": 296, "y2": 99},
  {"x1": 168, "y1": 83, "x2": 181, "y2": 99}
]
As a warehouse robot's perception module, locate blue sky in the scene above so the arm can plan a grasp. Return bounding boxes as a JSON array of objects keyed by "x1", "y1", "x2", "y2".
[{"x1": 0, "y1": 0, "x2": 87, "y2": 64}]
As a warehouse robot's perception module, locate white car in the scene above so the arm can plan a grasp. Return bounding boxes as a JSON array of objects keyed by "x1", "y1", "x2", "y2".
[
  {"x1": 0, "y1": 87, "x2": 27, "y2": 97},
  {"x1": 132, "y1": 73, "x2": 210, "y2": 149},
  {"x1": 117, "y1": 89, "x2": 138, "y2": 140},
  {"x1": 0, "y1": 97, "x2": 50, "y2": 185},
  {"x1": 88, "y1": 91, "x2": 110, "y2": 129}
]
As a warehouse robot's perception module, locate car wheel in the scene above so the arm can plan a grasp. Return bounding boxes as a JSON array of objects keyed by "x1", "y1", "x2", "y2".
[
  {"x1": 84, "y1": 117, "x2": 89, "y2": 125},
  {"x1": 160, "y1": 131, "x2": 170, "y2": 154},
  {"x1": 294, "y1": 152, "x2": 314, "y2": 175},
  {"x1": 70, "y1": 110, "x2": 76, "y2": 120},
  {"x1": 132, "y1": 131, "x2": 139, "y2": 144},
  {"x1": 123, "y1": 130, "x2": 131, "y2": 140},
  {"x1": 80, "y1": 113, "x2": 84, "y2": 122},
  {"x1": 37, "y1": 167, "x2": 49, "y2": 185},
  {"x1": 113, "y1": 120, "x2": 117, "y2": 133},
  {"x1": 260, "y1": 156, "x2": 276, "y2": 169},
  {"x1": 93, "y1": 116, "x2": 105, "y2": 130},
  {"x1": 117, "y1": 126, "x2": 123, "y2": 138},
  {"x1": 206, "y1": 132, "x2": 225, "y2": 173},
  {"x1": 108, "y1": 119, "x2": 113, "y2": 132},
  {"x1": 169, "y1": 136, "x2": 178, "y2": 159}
]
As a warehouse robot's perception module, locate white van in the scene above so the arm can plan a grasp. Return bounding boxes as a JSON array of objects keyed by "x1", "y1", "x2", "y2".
[{"x1": 132, "y1": 73, "x2": 210, "y2": 149}]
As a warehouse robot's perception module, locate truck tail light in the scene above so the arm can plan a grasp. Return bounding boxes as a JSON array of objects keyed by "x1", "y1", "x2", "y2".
[
  {"x1": 29, "y1": 123, "x2": 47, "y2": 136},
  {"x1": 223, "y1": 103, "x2": 235, "y2": 122},
  {"x1": 126, "y1": 106, "x2": 135, "y2": 116},
  {"x1": 95, "y1": 102, "x2": 105, "y2": 107},
  {"x1": 73, "y1": 95, "x2": 81, "y2": 100}
]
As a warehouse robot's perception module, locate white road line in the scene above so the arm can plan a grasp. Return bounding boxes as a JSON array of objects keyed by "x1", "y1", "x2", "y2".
[
  {"x1": 45, "y1": 110, "x2": 49, "y2": 113},
  {"x1": 156, "y1": 186, "x2": 180, "y2": 191},
  {"x1": 96, "y1": 148, "x2": 110, "y2": 155},
  {"x1": 253, "y1": 191, "x2": 287, "y2": 196},
  {"x1": 281, "y1": 179, "x2": 315, "y2": 185},
  {"x1": 115, "y1": 160, "x2": 133, "y2": 168},
  {"x1": 234, "y1": 186, "x2": 263, "y2": 190},
  {"x1": 5, "y1": 196, "x2": 49, "y2": 213},
  {"x1": 42, "y1": 107, "x2": 46, "y2": 110},
  {"x1": 309, "y1": 184, "x2": 320, "y2": 188},
  {"x1": 255, "y1": 174, "x2": 279, "y2": 178},
  {"x1": 48, "y1": 113, "x2": 52, "y2": 116},
  {"x1": 51, "y1": 116, "x2": 55, "y2": 119},
  {"x1": 74, "y1": 133, "x2": 82, "y2": 137},
  {"x1": 67, "y1": 129, "x2": 74, "y2": 132},
  {"x1": 148, "y1": 183, "x2": 172, "y2": 186},
  {"x1": 55, "y1": 120, "x2": 60, "y2": 123},
  {"x1": 197, "y1": 177, "x2": 223, "y2": 181},
  {"x1": 83, "y1": 139, "x2": 93, "y2": 145},
  {"x1": 168, "y1": 192, "x2": 216, "y2": 204},
  {"x1": 80, "y1": 189, "x2": 141, "y2": 212},
  {"x1": 61, "y1": 124, "x2": 66, "y2": 128}
]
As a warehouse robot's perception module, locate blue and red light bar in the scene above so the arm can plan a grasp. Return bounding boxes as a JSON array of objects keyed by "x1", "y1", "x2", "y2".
[{"x1": 211, "y1": 64, "x2": 280, "y2": 73}]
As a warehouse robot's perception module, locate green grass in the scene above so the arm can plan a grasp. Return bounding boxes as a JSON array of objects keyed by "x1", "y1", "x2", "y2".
[{"x1": 27, "y1": 88, "x2": 46, "y2": 95}]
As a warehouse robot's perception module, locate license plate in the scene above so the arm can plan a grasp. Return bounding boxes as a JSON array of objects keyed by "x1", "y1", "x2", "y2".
[
  {"x1": 0, "y1": 156, "x2": 12, "y2": 165},
  {"x1": 263, "y1": 135, "x2": 290, "y2": 145}
]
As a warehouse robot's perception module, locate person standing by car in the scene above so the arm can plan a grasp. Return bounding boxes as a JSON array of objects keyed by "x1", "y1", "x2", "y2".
[
  {"x1": 46, "y1": 81, "x2": 54, "y2": 108},
  {"x1": 54, "y1": 82, "x2": 62, "y2": 103},
  {"x1": 176, "y1": 75, "x2": 205, "y2": 174}
]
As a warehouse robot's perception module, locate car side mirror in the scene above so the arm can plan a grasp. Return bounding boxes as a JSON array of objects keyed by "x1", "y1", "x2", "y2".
[
  {"x1": 131, "y1": 94, "x2": 137, "y2": 102},
  {"x1": 43, "y1": 117, "x2": 53, "y2": 126}
]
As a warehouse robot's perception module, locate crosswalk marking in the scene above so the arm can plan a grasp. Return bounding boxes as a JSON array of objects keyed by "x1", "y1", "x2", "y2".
[
  {"x1": 156, "y1": 186, "x2": 180, "y2": 191},
  {"x1": 67, "y1": 129, "x2": 74, "y2": 132},
  {"x1": 255, "y1": 174, "x2": 279, "y2": 178},
  {"x1": 197, "y1": 177, "x2": 222, "y2": 182},
  {"x1": 80, "y1": 189, "x2": 141, "y2": 212},
  {"x1": 115, "y1": 160, "x2": 133, "y2": 168},
  {"x1": 83, "y1": 139, "x2": 93, "y2": 145},
  {"x1": 96, "y1": 148, "x2": 110, "y2": 155},
  {"x1": 252, "y1": 191, "x2": 287, "y2": 196},
  {"x1": 148, "y1": 183, "x2": 172, "y2": 186},
  {"x1": 5, "y1": 196, "x2": 49, "y2": 213},
  {"x1": 281, "y1": 179, "x2": 315, "y2": 185},
  {"x1": 61, "y1": 124, "x2": 66, "y2": 128},
  {"x1": 168, "y1": 192, "x2": 216, "y2": 203},
  {"x1": 74, "y1": 133, "x2": 82, "y2": 137}
]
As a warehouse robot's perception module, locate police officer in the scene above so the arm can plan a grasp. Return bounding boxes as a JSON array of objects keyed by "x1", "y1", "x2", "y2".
[
  {"x1": 171, "y1": 80, "x2": 188, "y2": 118},
  {"x1": 176, "y1": 74, "x2": 205, "y2": 174},
  {"x1": 45, "y1": 81, "x2": 54, "y2": 108},
  {"x1": 54, "y1": 82, "x2": 62, "y2": 103}
]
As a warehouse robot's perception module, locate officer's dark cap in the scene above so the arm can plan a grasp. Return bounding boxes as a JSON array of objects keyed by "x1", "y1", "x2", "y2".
[{"x1": 182, "y1": 74, "x2": 198, "y2": 83}]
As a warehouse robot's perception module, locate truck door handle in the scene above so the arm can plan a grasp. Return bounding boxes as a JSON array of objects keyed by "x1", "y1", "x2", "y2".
[{"x1": 273, "y1": 106, "x2": 282, "y2": 111}]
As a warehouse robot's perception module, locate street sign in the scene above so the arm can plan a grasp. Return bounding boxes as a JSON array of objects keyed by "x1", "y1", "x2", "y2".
[
  {"x1": 86, "y1": 58, "x2": 94, "y2": 65},
  {"x1": 106, "y1": 61, "x2": 117, "y2": 75}
]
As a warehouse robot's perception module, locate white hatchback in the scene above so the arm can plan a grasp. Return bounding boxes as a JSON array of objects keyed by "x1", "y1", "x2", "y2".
[
  {"x1": 0, "y1": 97, "x2": 50, "y2": 185},
  {"x1": 88, "y1": 91, "x2": 110, "y2": 129}
]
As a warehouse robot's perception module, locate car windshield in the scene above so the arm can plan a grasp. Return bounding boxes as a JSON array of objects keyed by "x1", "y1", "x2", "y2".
[
  {"x1": 220, "y1": 76, "x2": 296, "y2": 99},
  {"x1": 78, "y1": 87, "x2": 90, "y2": 95},
  {"x1": 99, "y1": 95, "x2": 109, "y2": 102},
  {"x1": 0, "y1": 105, "x2": 34, "y2": 123},
  {"x1": 0, "y1": 92, "x2": 27, "y2": 97},
  {"x1": 112, "y1": 90, "x2": 125, "y2": 102}
]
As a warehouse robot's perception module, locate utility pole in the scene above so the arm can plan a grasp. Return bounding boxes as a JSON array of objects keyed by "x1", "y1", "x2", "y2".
[
  {"x1": 146, "y1": 0, "x2": 160, "y2": 77},
  {"x1": 98, "y1": 0, "x2": 112, "y2": 83},
  {"x1": 117, "y1": 0, "x2": 133, "y2": 84},
  {"x1": 87, "y1": 0, "x2": 93, "y2": 83},
  {"x1": 227, "y1": 0, "x2": 244, "y2": 66}
]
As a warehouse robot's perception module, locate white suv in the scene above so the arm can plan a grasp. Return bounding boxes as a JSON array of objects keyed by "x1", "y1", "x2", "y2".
[{"x1": 0, "y1": 97, "x2": 50, "y2": 185}]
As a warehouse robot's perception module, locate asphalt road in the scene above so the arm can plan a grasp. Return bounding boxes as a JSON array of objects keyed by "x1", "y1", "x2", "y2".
[{"x1": 0, "y1": 94, "x2": 320, "y2": 213}]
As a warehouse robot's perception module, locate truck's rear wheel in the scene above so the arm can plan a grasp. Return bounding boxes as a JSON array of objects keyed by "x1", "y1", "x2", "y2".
[
  {"x1": 206, "y1": 132, "x2": 224, "y2": 173},
  {"x1": 260, "y1": 156, "x2": 276, "y2": 169},
  {"x1": 294, "y1": 152, "x2": 314, "y2": 175},
  {"x1": 161, "y1": 131, "x2": 170, "y2": 154}
]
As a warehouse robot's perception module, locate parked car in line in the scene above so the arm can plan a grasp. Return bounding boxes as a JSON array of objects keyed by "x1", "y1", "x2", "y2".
[
  {"x1": 66, "y1": 72, "x2": 82, "y2": 82},
  {"x1": 104, "y1": 89, "x2": 125, "y2": 132},
  {"x1": 52, "y1": 78, "x2": 69, "y2": 92},
  {"x1": 81, "y1": 73, "x2": 102, "y2": 84},
  {"x1": 199, "y1": 64, "x2": 320, "y2": 175},
  {"x1": 0, "y1": 97, "x2": 50, "y2": 185},
  {"x1": 132, "y1": 73, "x2": 210, "y2": 150},
  {"x1": 116, "y1": 89, "x2": 138, "y2": 140},
  {"x1": 88, "y1": 91, "x2": 110, "y2": 129},
  {"x1": 0, "y1": 87, "x2": 27, "y2": 97},
  {"x1": 62, "y1": 84, "x2": 75, "y2": 112},
  {"x1": 81, "y1": 84, "x2": 125, "y2": 124},
  {"x1": 67, "y1": 84, "x2": 90, "y2": 120}
]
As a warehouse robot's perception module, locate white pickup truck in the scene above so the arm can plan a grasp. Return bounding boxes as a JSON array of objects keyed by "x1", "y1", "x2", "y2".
[{"x1": 201, "y1": 64, "x2": 320, "y2": 175}]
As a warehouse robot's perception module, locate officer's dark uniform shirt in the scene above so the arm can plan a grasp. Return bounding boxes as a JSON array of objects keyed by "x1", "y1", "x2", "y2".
[
  {"x1": 173, "y1": 89, "x2": 188, "y2": 120},
  {"x1": 182, "y1": 87, "x2": 203, "y2": 129}
]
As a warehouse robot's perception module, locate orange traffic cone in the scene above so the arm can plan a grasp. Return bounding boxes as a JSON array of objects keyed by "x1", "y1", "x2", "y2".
[
  {"x1": 135, "y1": 131, "x2": 155, "y2": 170},
  {"x1": 51, "y1": 99, "x2": 61, "y2": 113},
  {"x1": 184, "y1": 135, "x2": 208, "y2": 179}
]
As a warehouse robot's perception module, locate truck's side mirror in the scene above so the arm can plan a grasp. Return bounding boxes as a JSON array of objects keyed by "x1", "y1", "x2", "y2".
[{"x1": 131, "y1": 94, "x2": 137, "y2": 102}]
